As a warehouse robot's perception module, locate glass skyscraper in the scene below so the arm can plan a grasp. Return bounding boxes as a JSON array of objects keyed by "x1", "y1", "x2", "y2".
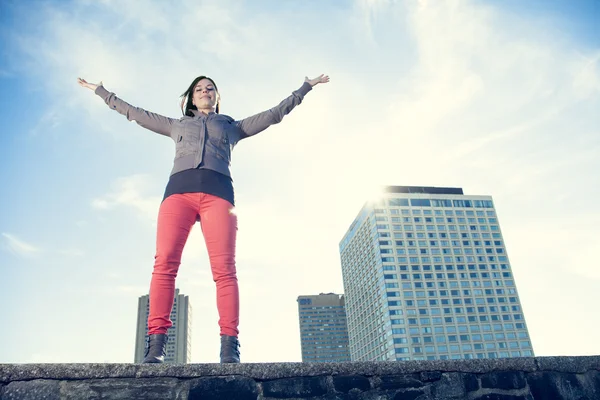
[
  {"x1": 297, "y1": 293, "x2": 351, "y2": 362},
  {"x1": 339, "y1": 186, "x2": 534, "y2": 361}
]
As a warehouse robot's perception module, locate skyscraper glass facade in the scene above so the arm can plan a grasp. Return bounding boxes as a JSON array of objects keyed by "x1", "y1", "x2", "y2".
[{"x1": 339, "y1": 186, "x2": 534, "y2": 361}]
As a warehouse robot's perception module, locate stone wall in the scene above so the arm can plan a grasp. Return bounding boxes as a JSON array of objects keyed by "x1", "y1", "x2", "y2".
[{"x1": 1, "y1": 356, "x2": 599, "y2": 399}]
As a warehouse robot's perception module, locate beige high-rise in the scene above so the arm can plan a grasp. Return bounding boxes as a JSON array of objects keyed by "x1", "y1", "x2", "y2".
[
  {"x1": 297, "y1": 293, "x2": 351, "y2": 362},
  {"x1": 340, "y1": 186, "x2": 534, "y2": 361},
  {"x1": 134, "y1": 288, "x2": 192, "y2": 363}
]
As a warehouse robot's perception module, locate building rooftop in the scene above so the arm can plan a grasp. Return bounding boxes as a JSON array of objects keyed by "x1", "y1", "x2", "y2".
[{"x1": 384, "y1": 186, "x2": 464, "y2": 195}]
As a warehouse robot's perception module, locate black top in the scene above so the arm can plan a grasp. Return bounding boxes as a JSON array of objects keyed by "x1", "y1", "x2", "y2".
[{"x1": 163, "y1": 168, "x2": 235, "y2": 206}]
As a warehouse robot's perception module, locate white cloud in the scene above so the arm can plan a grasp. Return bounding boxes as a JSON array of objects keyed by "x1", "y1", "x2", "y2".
[
  {"x1": 1, "y1": 233, "x2": 41, "y2": 257},
  {"x1": 56, "y1": 248, "x2": 85, "y2": 257},
  {"x1": 117, "y1": 285, "x2": 151, "y2": 295},
  {"x1": 106, "y1": 272, "x2": 121, "y2": 280},
  {"x1": 29, "y1": 109, "x2": 62, "y2": 137},
  {"x1": 1, "y1": 233, "x2": 87, "y2": 259},
  {"x1": 91, "y1": 174, "x2": 162, "y2": 221}
]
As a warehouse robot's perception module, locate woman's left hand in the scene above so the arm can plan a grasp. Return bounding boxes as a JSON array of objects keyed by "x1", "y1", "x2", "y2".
[{"x1": 305, "y1": 74, "x2": 330, "y2": 87}]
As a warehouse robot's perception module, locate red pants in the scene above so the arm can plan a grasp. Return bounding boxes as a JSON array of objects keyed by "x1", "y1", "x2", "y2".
[{"x1": 147, "y1": 193, "x2": 239, "y2": 337}]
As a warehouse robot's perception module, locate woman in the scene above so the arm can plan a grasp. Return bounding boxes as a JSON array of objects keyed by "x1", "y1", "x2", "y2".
[{"x1": 77, "y1": 73, "x2": 329, "y2": 363}]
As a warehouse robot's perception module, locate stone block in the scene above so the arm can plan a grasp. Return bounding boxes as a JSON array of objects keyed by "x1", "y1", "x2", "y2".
[
  {"x1": 262, "y1": 376, "x2": 328, "y2": 398},
  {"x1": 480, "y1": 371, "x2": 526, "y2": 390},
  {"x1": 377, "y1": 375, "x2": 424, "y2": 390},
  {"x1": 392, "y1": 388, "x2": 427, "y2": 400},
  {"x1": 311, "y1": 393, "x2": 368, "y2": 400},
  {"x1": 430, "y1": 373, "x2": 466, "y2": 399},
  {"x1": 333, "y1": 375, "x2": 371, "y2": 393},
  {"x1": 579, "y1": 370, "x2": 600, "y2": 398},
  {"x1": 470, "y1": 395, "x2": 533, "y2": 400},
  {"x1": 527, "y1": 371, "x2": 586, "y2": 400},
  {"x1": 354, "y1": 390, "x2": 395, "y2": 400},
  {"x1": 419, "y1": 371, "x2": 442, "y2": 382},
  {"x1": 188, "y1": 376, "x2": 259, "y2": 400},
  {"x1": 463, "y1": 373, "x2": 479, "y2": 392},
  {"x1": 62, "y1": 378, "x2": 185, "y2": 400},
  {"x1": 536, "y1": 356, "x2": 600, "y2": 373},
  {"x1": 0, "y1": 364, "x2": 141, "y2": 382},
  {"x1": 2, "y1": 380, "x2": 60, "y2": 400}
]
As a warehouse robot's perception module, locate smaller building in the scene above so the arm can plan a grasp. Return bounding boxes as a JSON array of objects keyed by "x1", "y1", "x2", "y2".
[
  {"x1": 297, "y1": 293, "x2": 351, "y2": 362},
  {"x1": 134, "y1": 289, "x2": 192, "y2": 363}
]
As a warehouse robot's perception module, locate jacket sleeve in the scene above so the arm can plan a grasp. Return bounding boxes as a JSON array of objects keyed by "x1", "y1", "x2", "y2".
[
  {"x1": 95, "y1": 86, "x2": 174, "y2": 137},
  {"x1": 234, "y1": 82, "x2": 312, "y2": 139}
]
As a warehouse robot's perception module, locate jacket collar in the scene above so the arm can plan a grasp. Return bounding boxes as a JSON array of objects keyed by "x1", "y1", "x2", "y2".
[{"x1": 191, "y1": 109, "x2": 216, "y2": 117}]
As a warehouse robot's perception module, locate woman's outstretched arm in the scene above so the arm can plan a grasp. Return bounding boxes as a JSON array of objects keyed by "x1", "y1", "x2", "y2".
[
  {"x1": 235, "y1": 74, "x2": 330, "y2": 139},
  {"x1": 77, "y1": 78, "x2": 175, "y2": 137}
]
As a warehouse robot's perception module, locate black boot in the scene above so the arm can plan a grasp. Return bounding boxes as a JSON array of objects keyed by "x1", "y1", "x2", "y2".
[
  {"x1": 220, "y1": 335, "x2": 240, "y2": 363},
  {"x1": 142, "y1": 334, "x2": 168, "y2": 363}
]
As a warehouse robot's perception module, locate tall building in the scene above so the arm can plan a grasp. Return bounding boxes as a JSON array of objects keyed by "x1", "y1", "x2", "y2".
[
  {"x1": 297, "y1": 293, "x2": 351, "y2": 362},
  {"x1": 339, "y1": 186, "x2": 534, "y2": 362},
  {"x1": 134, "y1": 289, "x2": 192, "y2": 363}
]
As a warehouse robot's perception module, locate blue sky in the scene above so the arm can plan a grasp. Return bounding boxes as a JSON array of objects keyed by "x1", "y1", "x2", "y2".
[{"x1": 0, "y1": 0, "x2": 599, "y2": 363}]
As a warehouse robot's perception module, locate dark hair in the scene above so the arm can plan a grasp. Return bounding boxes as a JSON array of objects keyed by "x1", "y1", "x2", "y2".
[{"x1": 180, "y1": 75, "x2": 220, "y2": 116}]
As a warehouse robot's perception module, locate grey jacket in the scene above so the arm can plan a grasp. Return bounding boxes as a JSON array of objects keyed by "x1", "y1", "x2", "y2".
[{"x1": 95, "y1": 82, "x2": 312, "y2": 178}]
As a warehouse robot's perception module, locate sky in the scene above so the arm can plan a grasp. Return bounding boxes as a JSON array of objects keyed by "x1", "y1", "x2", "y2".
[{"x1": 0, "y1": 0, "x2": 598, "y2": 364}]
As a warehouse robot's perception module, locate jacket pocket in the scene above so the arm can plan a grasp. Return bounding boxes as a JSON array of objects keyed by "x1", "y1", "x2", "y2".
[
  {"x1": 208, "y1": 136, "x2": 230, "y2": 162},
  {"x1": 174, "y1": 120, "x2": 200, "y2": 158}
]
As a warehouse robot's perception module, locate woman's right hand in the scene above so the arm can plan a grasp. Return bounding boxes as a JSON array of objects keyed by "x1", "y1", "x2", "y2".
[{"x1": 77, "y1": 77, "x2": 102, "y2": 91}]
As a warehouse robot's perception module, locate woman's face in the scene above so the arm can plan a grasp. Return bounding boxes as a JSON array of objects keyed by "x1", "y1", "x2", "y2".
[{"x1": 192, "y1": 78, "x2": 218, "y2": 111}]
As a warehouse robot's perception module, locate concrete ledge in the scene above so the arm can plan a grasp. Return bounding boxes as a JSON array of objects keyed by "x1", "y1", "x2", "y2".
[{"x1": 1, "y1": 356, "x2": 599, "y2": 399}]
